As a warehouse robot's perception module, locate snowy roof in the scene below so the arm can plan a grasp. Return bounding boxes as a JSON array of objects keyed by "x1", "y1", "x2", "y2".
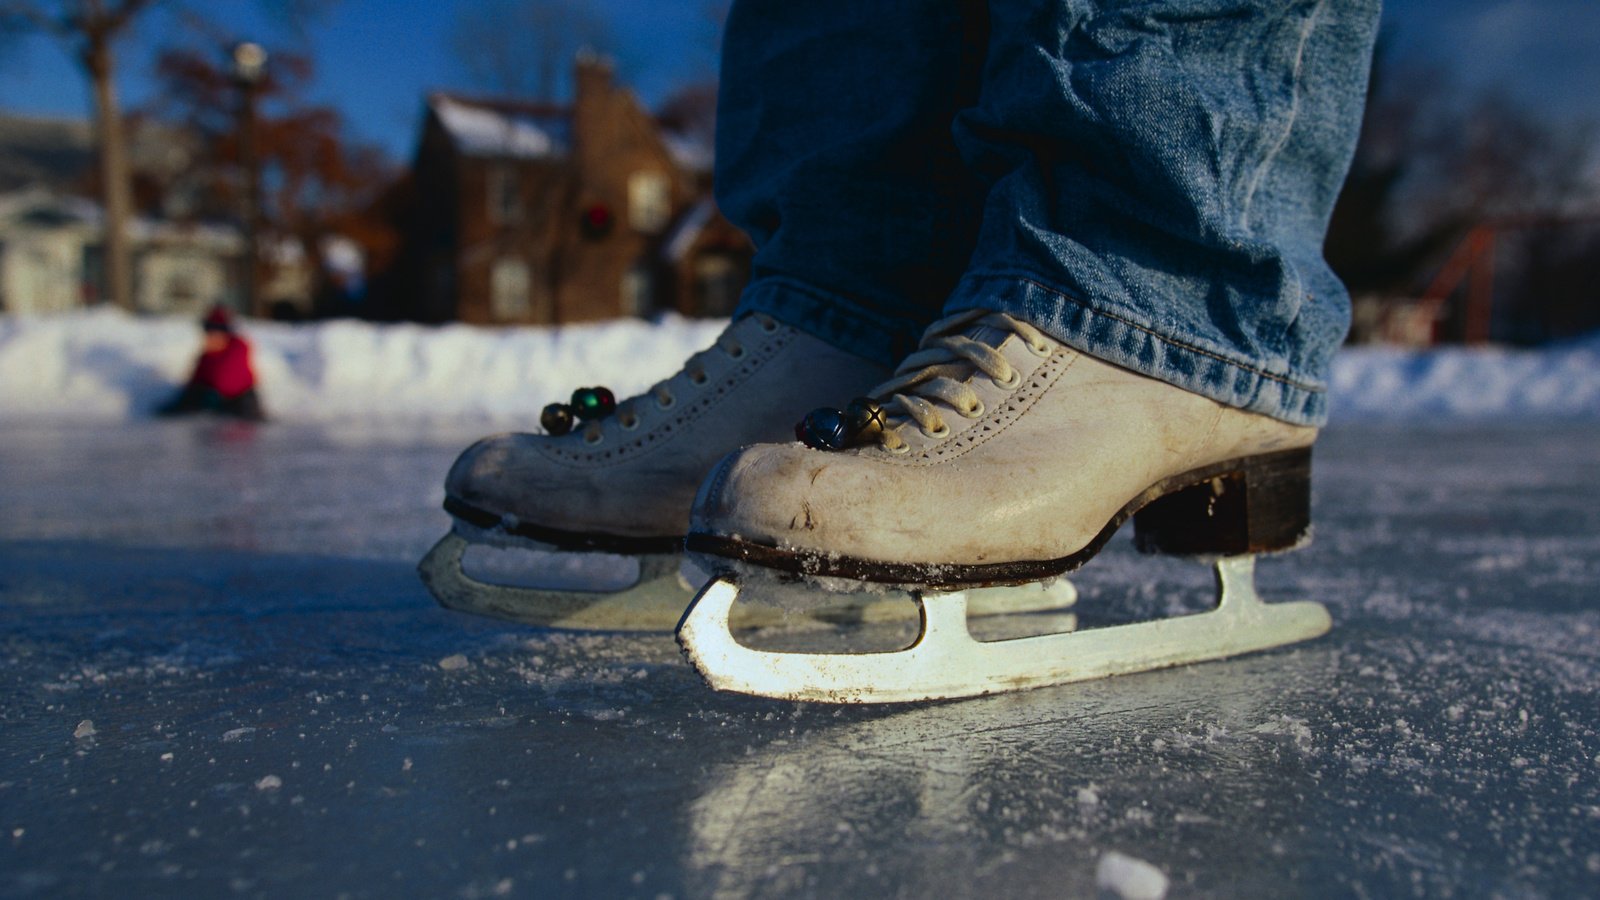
[
  {"x1": 0, "y1": 187, "x2": 240, "y2": 248},
  {"x1": 660, "y1": 198, "x2": 717, "y2": 263},
  {"x1": 661, "y1": 131, "x2": 713, "y2": 174},
  {"x1": 431, "y1": 95, "x2": 570, "y2": 160}
]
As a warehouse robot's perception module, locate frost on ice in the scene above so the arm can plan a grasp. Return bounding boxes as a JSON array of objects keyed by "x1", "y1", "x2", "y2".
[{"x1": 1095, "y1": 850, "x2": 1169, "y2": 900}]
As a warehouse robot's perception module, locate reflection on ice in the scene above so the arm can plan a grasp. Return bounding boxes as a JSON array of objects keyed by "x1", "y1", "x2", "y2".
[{"x1": 683, "y1": 650, "x2": 1329, "y2": 898}]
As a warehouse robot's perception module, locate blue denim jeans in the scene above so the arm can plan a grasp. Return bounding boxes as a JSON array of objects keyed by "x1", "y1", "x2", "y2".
[{"x1": 718, "y1": 0, "x2": 1381, "y2": 426}]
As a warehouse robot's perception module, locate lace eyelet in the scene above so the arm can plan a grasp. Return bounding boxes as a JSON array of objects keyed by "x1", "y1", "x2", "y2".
[
  {"x1": 886, "y1": 442, "x2": 911, "y2": 455},
  {"x1": 920, "y1": 423, "x2": 951, "y2": 439},
  {"x1": 1028, "y1": 341, "x2": 1051, "y2": 357},
  {"x1": 759, "y1": 319, "x2": 779, "y2": 334},
  {"x1": 991, "y1": 370, "x2": 1022, "y2": 390},
  {"x1": 656, "y1": 394, "x2": 676, "y2": 410},
  {"x1": 726, "y1": 346, "x2": 746, "y2": 360},
  {"x1": 960, "y1": 400, "x2": 986, "y2": 419},
  {"x1": 583, "y1": 432, "x2": 603, "y2": 446},
  {"x1": 619, "y1": 415, "x2": 639, "y2": 431},
  {"x1": 688, "y1": 372, "x2": 709, "y2": 386}
]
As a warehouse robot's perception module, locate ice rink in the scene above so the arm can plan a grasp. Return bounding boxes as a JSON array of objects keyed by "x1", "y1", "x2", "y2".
[{"x1": 2, "y1": 420, "x2": 1597, "y2": 898}]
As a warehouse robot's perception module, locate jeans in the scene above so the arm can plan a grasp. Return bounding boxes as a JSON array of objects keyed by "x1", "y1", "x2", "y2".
[{"x1": 718, "y1": 0, "x2": 1381, "y2": 426}]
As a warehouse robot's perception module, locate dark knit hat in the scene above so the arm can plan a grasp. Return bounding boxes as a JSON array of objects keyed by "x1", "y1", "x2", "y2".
[{"x1": 202, "y1": 305, "x2": 235, "y2": 332}]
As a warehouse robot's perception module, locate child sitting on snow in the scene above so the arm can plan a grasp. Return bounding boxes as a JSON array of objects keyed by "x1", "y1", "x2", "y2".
[{"x1": 157, "y1": 306, "x2": 267, "y2": 421}]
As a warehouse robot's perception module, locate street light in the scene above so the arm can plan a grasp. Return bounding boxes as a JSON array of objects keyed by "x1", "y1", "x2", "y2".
[
  {"x1": 232, "y1": 42, "x2": 268, "y2": 83},
  {"x1": 232, "y1": 41, "x2": 268, "y2": 317}
]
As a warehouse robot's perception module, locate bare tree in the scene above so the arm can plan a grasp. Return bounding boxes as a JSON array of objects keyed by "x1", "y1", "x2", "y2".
[
  {"x1": 1328, "y1": 44, "x2": 1597, "y2": 297},
  {"x1": 450, "y1": 0, "x2": 614, "y2": 102},
  {"x1": 656, "y1": 2, "x2": 728, "y2": 148},
  {"x1": 1327, "y1": 39, "x2": 1600, "y2": 343},
  {"x1": 1, "y1": 0, "x2": 154, "y2": 309}
]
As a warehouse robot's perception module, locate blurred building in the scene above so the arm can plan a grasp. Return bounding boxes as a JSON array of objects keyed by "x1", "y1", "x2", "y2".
[
  {"x1": 377, "y1": 56, "x2": 750, "y2": 325},
  {"x1": 0, "y1": 111, "x2": 336, "y2": 318},
  {"x1": 0, "y1": 114, "x2": 95, "y2": 194},
  {"x1": 0, "y1": 188, "x2": 241, "y2": 315}
]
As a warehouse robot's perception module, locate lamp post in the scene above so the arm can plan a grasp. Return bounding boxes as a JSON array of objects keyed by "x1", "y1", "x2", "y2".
[{"x1": 232, "y1": 41, "x2": 268, "y2": 317}]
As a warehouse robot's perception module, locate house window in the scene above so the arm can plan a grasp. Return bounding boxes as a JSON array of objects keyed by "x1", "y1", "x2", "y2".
[
  {"x1": 490, "y1": 257, "x2": 532, "y2": 320},
  {"x1": 81, "y1": 243, "x2": 105, "y2": 306},
  {"x1": 622, "y1": 264, "x2": 653, "y2": 317},
  {"x1": 488, "y1": 165, "x2": 521, "y2": 225},
  {"x1": 628, "y1": 171, "x2": 671, "y2": 233},
  {"x1": 693, "y1": 253, "x2": 742, "y2": 317}
]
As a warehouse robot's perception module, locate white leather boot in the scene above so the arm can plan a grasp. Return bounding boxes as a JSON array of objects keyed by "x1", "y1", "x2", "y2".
[
  {"x1": 675, "y1": 309, "x2": 1330, "y2": 703},
  {"x1": 688, "y1": 309, "x2": 1317, "y2": 586},
  {"x1": 420, "y1": 313, "x2": 891, "y2": 630},
  {"x1": 444, "y1": 313, "x2": 888, "y2": 551}
]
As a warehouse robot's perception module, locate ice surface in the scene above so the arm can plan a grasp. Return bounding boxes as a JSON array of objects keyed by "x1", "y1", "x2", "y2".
[
  {"x1": 3, "y1": 307, "x2": 1600, "y2": 895},
  {"x1": 1, "y1": 420, "x2": 1598, "y2": 897}
]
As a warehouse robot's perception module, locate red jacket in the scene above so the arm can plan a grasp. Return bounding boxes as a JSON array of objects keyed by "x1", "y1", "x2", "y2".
[{"x1": 189, "y1": 334, "x2": 256, "y2": 399}]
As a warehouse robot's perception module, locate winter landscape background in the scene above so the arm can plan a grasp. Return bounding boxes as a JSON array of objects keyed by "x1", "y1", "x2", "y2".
[
  {"x1": 4, "y1": 0, "x2": 1599, "y2": 894},
  {"x1": 5, "y1": 309, "x2": 1599, "y2": 425},
  {"x1": 2, "y1": 313, "x2": 1598, "y2": 898}
]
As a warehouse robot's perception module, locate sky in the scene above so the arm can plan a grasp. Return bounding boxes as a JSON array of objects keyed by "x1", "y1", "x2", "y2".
[
  {"x1": 0, "y1": 0, "x2": 1595, "y2": 165},
  {"x1": 0, "y1": 0, "x2": 722, "y2": 161}
]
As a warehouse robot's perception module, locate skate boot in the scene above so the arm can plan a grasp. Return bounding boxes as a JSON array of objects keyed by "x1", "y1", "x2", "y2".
[
  {"x1": 677, "y1": 309, "x2": 1332, "y2": 701},
  {"x1": 420, "y1": 313, "x2": 1074, "y2": 631}
]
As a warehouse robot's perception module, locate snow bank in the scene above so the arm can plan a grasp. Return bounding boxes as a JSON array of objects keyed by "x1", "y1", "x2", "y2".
[
  {"x1": 0, "y1": 308, "x2": 723, "y2": 423},
  {"x1": 1329, "y1": 335, "x2": 1600, "y2": 422},
  {"x1": 0, "y1": 308, "x2": 1596, "y2": 423}
]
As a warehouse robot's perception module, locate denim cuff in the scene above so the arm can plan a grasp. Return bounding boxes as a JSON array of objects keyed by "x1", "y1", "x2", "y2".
[
  {"x1": 946, "y1": 269, "x2": 1330, "y2": 427},
  {"x1": 734, "y1": 275, "x2": 928, "y2": 367}
]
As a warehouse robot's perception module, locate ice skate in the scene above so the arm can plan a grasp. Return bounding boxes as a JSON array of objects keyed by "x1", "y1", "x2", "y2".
[
  {"x1": 421, "y1": 313, "x2": 1076, "y2": 631},
  {"x1": 677, "y1": 309, "x2": 1332, "y2": 702}
]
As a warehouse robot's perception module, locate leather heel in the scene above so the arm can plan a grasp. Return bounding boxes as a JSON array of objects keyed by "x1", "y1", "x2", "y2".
[{"x1": 1133, "y1": 447, "x2": 1312, "y2": 557}]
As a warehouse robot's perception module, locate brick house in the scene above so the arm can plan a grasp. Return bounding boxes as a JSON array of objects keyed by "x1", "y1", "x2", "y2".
[{"x1": 382, "y1": 57, "x2": 749, "y2": 325}]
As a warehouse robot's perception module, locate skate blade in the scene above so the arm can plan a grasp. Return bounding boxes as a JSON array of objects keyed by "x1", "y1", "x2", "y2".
[
  {"x1": 676, "y1": 556, "x2": 1331, "y2": 704},
  {"x1": 421, "y1": 533, "x2": 1080, "y2": 633},
  {"x1": 420, "y1": 532, "x2": 692, "y2": 631},
  {"x1": 785, "y1": 577, "x2": 1077, "y2": 625}
]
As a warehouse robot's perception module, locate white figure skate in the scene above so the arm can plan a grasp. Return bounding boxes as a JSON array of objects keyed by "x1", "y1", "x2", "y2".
[
  {"x1": 677, "y1": 310, "x2": 1331, "y2": 701},
  {"x1": 421, "y1": 312, "x2": 1077, "y2": 632}
]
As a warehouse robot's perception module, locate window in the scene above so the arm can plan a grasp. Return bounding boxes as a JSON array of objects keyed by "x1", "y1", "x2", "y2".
[
  {"x1": 628, "y1": 171, "x2": 671, "y2": 233},
  {"x1": 693, "y1": 253, "x2": 742, "y2": 317},
  {"x1": 622, "y1": 264, "x2": 653, "y2": 317},
  {"x1": 490, "y1": 257, "x2": 531, "y2": 320},
  {"x1": 487, "y1": 165, "x2": 521, "y2": 225}
]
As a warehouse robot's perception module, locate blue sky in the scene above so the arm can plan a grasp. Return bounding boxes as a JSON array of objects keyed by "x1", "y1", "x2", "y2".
[
  {"x1": 0, "y1": 0, "x2": 722, "y2": 160},
  {"x1": 0, "y1": 0, "x2": 1595, "y2": 164}
]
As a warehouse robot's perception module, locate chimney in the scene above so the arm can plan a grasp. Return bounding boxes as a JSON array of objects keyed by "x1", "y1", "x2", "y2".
[{"x1": 574, "y1": 50, "x2": 614, "y2": 103}]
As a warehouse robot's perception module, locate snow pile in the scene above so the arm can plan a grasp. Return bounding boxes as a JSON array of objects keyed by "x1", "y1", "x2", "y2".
[
  {"x1": 1329, "y1": 335, "x2": 1600, "y2": 421},
  {"x1": 0, "y1": 308, "x2": 1596, "y2": 423},
  {"x1": 0, "y1": 308, "x2": 723, "y2": 422}
]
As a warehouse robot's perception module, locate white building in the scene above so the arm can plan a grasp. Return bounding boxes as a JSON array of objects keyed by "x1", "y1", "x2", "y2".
[{"x1": 0, "y1": 189, "x2": 243, "y2": 316}]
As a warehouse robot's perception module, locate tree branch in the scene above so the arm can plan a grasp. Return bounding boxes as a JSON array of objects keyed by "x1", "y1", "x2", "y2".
[
  {"x1": 106, "y1": 0, "x2": 159, "y2": 33},
  {"x1": 0, "y1": 1, "x2": 71, "y2": 38}
]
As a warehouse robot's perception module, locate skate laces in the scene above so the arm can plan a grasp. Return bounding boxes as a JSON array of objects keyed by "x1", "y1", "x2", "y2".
[
  {"x1": 868, "y1": 310, "x2": 1050, "y2": 452},
  {"x1": 585, "y1": 314, "x2": 778, "y2": 442}
]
